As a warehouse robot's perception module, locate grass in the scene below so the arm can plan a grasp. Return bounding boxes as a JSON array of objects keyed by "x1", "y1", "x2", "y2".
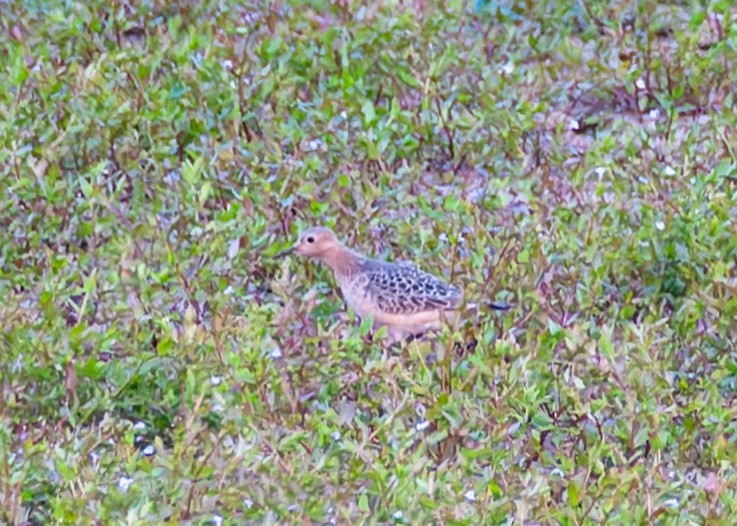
[{"x1": 1, "y1": 0, "x2": 737, "y2": 524}]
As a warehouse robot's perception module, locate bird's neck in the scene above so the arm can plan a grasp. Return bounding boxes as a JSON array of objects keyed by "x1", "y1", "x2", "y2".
[{"x1": 320, "y1": 245, "x2": 364, "y2": 278}]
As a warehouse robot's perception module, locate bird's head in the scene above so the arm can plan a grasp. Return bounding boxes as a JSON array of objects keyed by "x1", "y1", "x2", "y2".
[{"x1": 277, "y1": 226, "x2": 343, "y2": 260}]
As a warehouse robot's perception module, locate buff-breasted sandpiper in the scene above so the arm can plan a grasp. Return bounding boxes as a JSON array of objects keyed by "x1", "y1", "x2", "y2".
[{"x1": 278, "y1": 226, "x2": 510, "y2": 343}]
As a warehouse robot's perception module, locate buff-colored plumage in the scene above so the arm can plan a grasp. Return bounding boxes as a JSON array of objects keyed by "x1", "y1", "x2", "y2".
[{"x1": 280, "y1": 226, "x2": 508, "y2": 342}]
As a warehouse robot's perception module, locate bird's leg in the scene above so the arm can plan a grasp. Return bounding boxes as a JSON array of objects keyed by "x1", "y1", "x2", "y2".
[
  {"x1": 453, "y1": 334, "x2": 478, "y2": 356},
  {"x1": 371, "y1": 327, "x2": 406, "y2": 358},
  {"x1": 353, "y1": 315, "x2": 376, "y2": 347},
  {"x1": 387, "y1": 327, "x2": 408, "y2": 346}
]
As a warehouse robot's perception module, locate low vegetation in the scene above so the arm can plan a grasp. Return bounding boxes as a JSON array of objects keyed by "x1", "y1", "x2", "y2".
[{"x1": 1, "y1": 0, "x2": 736, "y2": 524}]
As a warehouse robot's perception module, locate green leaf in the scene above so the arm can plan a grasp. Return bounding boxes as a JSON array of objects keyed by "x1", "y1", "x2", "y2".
[
  {"x1": 548, "y1": 319, "x2": 563, "y2": 337},
  {"x1": 568, "y1": 481, "x2": 580, "y2": 508},
  {"x1": 397, "y1": 69, "x2": 420, "y2": 88},
  {"x1": 362, "y1": 100, "x2": 376, "y2": 125},
  {"x1": 358, "y1": 493, "x2": 369, "y2": 512}
]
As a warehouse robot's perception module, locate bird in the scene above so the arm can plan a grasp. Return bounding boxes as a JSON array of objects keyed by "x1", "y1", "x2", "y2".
[{"x1": 277, "y1": 226, "x2": 510, "y2": 344}]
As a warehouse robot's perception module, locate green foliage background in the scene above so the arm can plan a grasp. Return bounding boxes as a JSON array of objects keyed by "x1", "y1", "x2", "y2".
[{"x1": 1, "y1": 0, "x2": 737, "y2": 524}]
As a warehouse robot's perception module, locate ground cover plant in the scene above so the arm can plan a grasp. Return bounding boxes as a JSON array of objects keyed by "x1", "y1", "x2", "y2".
[{"x1": 1, "y1": 0, "x2": 737, "y2": 524}]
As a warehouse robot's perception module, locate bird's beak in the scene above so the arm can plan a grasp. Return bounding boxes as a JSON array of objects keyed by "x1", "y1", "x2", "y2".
[{"x1": 274, "y1": 245, "x2": 295, "y2": 258}]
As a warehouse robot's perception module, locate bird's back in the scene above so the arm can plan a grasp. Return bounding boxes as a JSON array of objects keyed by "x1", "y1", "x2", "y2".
[{"x1": 336, "y1": 257, "x2": 462, "y2": 318}]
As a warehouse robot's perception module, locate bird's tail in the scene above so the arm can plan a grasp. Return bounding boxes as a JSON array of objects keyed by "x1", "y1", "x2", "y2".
[
  {"x1": 464, "y1": 301, "x2": 513, "y2": 313},
  {"x1": 485, "y1": 301, "x2": 513, "y2": 311}
]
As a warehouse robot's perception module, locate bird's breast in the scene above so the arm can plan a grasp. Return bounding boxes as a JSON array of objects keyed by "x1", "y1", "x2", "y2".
[{"x1": 338, "y1": 273, "x2": 376, "y2": 319}]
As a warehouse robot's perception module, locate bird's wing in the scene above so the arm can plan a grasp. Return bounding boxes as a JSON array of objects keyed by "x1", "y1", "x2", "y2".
[{"x1": 365, "y1": 261, "x2": 463, "y2": 315}]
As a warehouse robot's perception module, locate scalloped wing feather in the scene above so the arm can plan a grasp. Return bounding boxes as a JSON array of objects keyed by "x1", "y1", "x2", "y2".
[{"x1": 364, "y1": 261, "x2": 463, "y2": 315}]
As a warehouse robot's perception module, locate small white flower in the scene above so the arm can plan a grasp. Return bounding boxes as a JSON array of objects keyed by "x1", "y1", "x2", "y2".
[
  {"x1": 331, "y1": 431, "x2": 341, "y2": 441},
  {"x1": 649, "y1": 108, "x2": 660, "y2": 119},
  {"x1": 415, "y1": 420, "x2": 430, "y2": 431},
  {"x1": 594, "y1": 167, "x2": 606, "y2": 177},
  {"x1": 142, "y1": 445, "x2": 156, "y2": 456},
  {"x1": 227, "y1": 238, "x2": 240, "y2": 259},
  {"x1": 635, "y1": 78, "x2": 646, "y2": 90},
  {"x1": 664, "y1": 166, "x2": 676, "y2": 176},
  {"x1": 551, "y1": 468, "x2": 565, "y2": 477},
  {"x1": 118, "y1": 476, "x2": 134, "y2": 492},
  {"x1": 212, "y1": 514, "x2": 224, "y2": 526},
  {"x1": 243, "y1": 498, "x2": 254, "y2": 509},
  {"x1": 210, "y1": 376, "x2": 223, "y2": 386},
  {"x1": 393, "y1": 511, "x2": 404, "y2": 520},
  {"x1": 498, "y1": 62, "x2": 514, "y2": 75},
  {"x1": 463, "y1": 489, "x2": 476, "y2": 502},
  {"x1": 568, "y1": 119, "x2": 580, "y2": 131},
  {"x1": 133, "y1": 421, "x2": 146, "y2": 431},
  {"x1": 655, "y1": 220, "x2": 666, "y2": 231},
  {"x1": 271, "y1": 347, "x2": 283, "y2": 359},
  {"x1": 221, "y1": 59, "x2": 234, "y2": 70},
  {"x1": 211, "y1": 403, "x2": 224, "y2": 413},
  {"x1": 663, "y1": 498, "x2": 679, "y2": 509}
]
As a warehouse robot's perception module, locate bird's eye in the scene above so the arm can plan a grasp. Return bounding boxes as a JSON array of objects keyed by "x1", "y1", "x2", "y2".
[{"x1": 306, "y1": 236, "x2": 315, "y2": 244}]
